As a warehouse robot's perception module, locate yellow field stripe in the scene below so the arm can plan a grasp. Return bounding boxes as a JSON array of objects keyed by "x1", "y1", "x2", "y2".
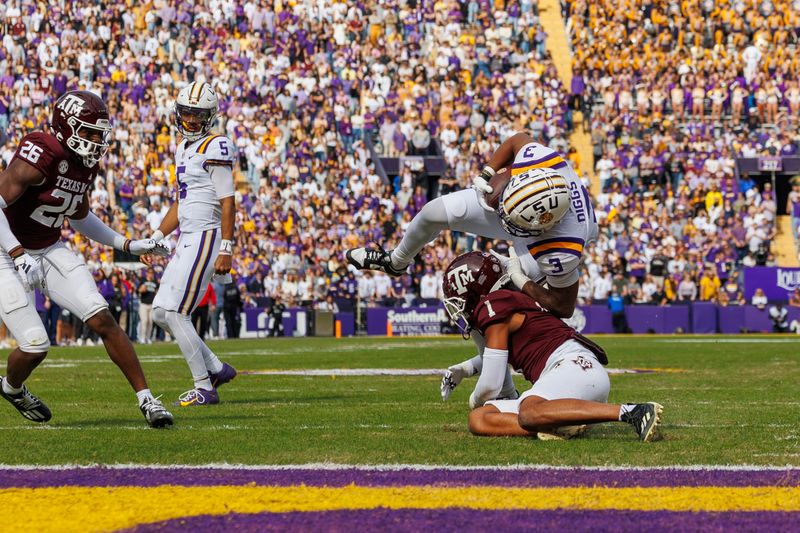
[{"x1": 2, "y1": 486, "x2": 799, "y2": 532}]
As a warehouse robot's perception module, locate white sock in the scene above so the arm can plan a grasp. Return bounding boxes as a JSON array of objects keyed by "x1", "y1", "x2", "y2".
[
  {"x1": 468, "y1": 354, "x2": 483, "y2": 375},
  {"x1": 619, "y1": 404, "x2": 638, "y2": 420},
  {"x1": 200, "y1": 344, "x2": 224, "y2": 374},
  {"x1": 136, "y1": 389, "x2": 153, "y2": 406},
  {"x1": 2, "y1": 378, "x2": 23, "y2": 395},
  {"x1": 194, "y1": 377, "x2": 213, "y2": 391},
  {"x1": 166, "y1": 311, "x2": 216, "y2": 392},
  {"x1": 500, "y1": 366, "x2": 517, "y2": 398}
]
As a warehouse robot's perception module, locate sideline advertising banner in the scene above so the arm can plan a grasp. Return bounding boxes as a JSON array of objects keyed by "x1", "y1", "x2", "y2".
[
  {"x1": 743, "y1": 267, "x2": 800, "y2": 300},
  {"x1": 366, "y1": 306, "x2": 448, "y2": 336}
]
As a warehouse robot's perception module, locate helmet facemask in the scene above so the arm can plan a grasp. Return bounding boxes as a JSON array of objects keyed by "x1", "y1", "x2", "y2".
[
  {"x1": 444, "y1": 274, "x2": 510, "y2": 338},
  {"x1": 444, "y1": 295, "x2": 471, "y2": 336},
  {"x1": 174, "y1": 103, "x2": 215, "y2": 142},
  {"x1": 65, "y1": 116, "x2": 111, "y2": 168}
]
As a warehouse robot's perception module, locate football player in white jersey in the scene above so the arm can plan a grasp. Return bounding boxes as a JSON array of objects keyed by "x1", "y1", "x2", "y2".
[
  {"x1": 346, "y1": 131, "x2": 598, "y2": 399},
  {"x1": 146, "y1": 81, "x2": 238, "y2": 406}
]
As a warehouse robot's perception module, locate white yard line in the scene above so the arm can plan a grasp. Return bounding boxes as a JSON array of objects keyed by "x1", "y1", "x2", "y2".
[
  {"x1": 239, "y1": 368, "x2": 658, "y2": 376},
  {"x1": 0, "y1": 463, "x2": 796, "y2": 471}
]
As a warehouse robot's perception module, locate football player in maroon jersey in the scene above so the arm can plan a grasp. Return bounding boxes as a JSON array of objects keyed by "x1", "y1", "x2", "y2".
[
  {"x1": 442, "y1": 252, "x2": 663, "y2": 441},
  {"x1": 0, "y1": 90, "x2": 173, "y2": 428}
]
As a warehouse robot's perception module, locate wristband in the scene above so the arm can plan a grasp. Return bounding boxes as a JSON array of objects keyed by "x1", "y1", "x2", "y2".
[
  {"x1": 510, "y1": 271, "x2": 531, "y2": 290},
  {"x1": 151, "y1": 230, "x2": 164, "y2": 242},
  {"x1": 8, "y1": 245, "x2": 24, "y2": 259},
  {"x1": 123, "y1": 239, "x2": 132, "y2": 253},
  {"x1": 219, "y1": 239, "x2": 234, "y2": 255},
  {"x1": 480, "y1": 165, "x2": 496, "y2": 180}
]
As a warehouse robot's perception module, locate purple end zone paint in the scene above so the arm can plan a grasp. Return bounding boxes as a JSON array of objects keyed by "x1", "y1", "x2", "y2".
[
  {"x1": 123, "y1": 509, "x2": 799, "y2": 533},
  {"x1": 0, "y1": 467, "x2": 798, "y2": 488}
]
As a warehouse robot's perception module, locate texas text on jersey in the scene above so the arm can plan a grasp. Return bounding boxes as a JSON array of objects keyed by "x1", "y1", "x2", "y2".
[
  {"x1": 472, "y1": 289, "x2": 608, "y2": 382},
  {"x1": 5, "y1": 131, "x2": 92, "y2": 249}
]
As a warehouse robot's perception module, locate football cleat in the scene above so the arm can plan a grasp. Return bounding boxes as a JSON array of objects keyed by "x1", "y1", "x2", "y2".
[
  {"x1": 622, "y1": 402, "x2": 664, "y2": 442},
  {"x1": 209, "y1": 362, "x2": 237, "y2": 389},
  {"x1": 140, "y1": 396, "x2": 174, "y2": 428},
  {"x1": 175, "y1": 387, "x2": 219, "y2": 407},
  {"x1": 345, "y1": 244, "x2": 407, "y2": 277},
  {"x1": 0, "y1": 377, "x2": 52, "y2": 423},
  {"x1": 537, "y1": 425, "x2": 588, "y2": 441}
]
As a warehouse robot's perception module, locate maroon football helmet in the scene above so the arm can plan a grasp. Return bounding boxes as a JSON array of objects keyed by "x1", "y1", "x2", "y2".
[
  {"x1": 442, "y1": 251, "x2": 509, "y2": 334},
  {"x1": 50, "y1": 90, "x2": 111, "y2": 168}
]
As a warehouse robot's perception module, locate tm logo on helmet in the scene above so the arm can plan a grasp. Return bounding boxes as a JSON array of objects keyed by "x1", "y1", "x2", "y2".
[
  {"x1": 56, "y1": 94, "x2": 85, "y2": 116},
  {"x1": 447, "y1": 265, "x2": 475, "y2": 295}
]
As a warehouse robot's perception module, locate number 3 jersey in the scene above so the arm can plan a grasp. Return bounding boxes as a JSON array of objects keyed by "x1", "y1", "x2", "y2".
[
  {"x1": 175, "y1": 134, "x2": 235, "y2": 233},
  {"x1": 510, "y1": 141, "x2": 599, "y2": 288},
  {"x1": 5, "y1": 132, "x2": 92, "y2": 250}
]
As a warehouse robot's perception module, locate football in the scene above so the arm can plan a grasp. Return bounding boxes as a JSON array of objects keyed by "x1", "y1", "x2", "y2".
[{"x1": 486, "y1": 168, "x2": 512, "y2": 210}]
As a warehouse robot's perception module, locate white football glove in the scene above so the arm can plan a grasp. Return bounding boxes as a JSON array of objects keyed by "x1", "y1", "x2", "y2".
[
  {"x1": 440, "y1": 360, "x2": 477, "y2": 401},
  {"x1": 128, "y1": 238, "x2": 171, "y2": 257},
  {"x1": 13, "y1": 253, "x2": 45, "y2": 292},
  {"x1": 490, "y1": 248, "x2": 529, "y2": 289},
  {"x1": 472, "y1": 166, "x2": 496, "y2": 212}
]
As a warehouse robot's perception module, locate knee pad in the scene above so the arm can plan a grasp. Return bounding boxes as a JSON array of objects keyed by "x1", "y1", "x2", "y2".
[
  {"x1": 420, "y1": 196, "x2": 451, "y2": 222},
  {"x1": 18, "y1": 326, "x2": 50, "y2": 354}
]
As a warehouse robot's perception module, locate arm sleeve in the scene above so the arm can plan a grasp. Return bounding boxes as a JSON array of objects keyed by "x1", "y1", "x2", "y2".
[
  {"x1": 209, "y1": 164, "x2": 235, "y2": 200},
  {"x1": 0, "y1": 196, "x2": 22, "y2": 253},
  {"x1": 69, "y1": 212, "x2": 127, "y2": 250},
  {"x1": 470, "y1": 347, "x2": 508, "y2": 408}
]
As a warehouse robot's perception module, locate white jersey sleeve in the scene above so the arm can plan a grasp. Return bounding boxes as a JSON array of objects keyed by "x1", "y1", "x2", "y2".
[{"x1": 525, "y1": 227, "x2": 585, "y2": 288}]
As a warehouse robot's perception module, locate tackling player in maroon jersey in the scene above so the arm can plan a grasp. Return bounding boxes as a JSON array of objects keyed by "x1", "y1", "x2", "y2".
[
  {"x1": 442, "y1": 252, "x2": 663, "y2": 441},
  {"x1": 0, "y1": 90, "x2": 173, "y2": 428}
]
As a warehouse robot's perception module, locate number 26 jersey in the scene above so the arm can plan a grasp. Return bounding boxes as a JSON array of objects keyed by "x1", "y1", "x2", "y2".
[
  {"x1": 174, "y1": 134, "x2": 235, "y2": 233},
  {"x1": 5, "y1": 132, "x2": 92, "y2": 250}
]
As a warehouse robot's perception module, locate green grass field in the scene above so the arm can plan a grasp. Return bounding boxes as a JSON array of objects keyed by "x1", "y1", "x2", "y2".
[{"x1": 1, "y1": 335, "x2": 798, "y2": 466}]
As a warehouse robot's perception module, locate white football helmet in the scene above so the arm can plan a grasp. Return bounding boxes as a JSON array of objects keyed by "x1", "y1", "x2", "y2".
[
  {"x1": 174, "y1": 81, "x2": 218, "y2": 142},
  {"x1": 498, "y1": 167, "x2": 570, "y2": 237}
]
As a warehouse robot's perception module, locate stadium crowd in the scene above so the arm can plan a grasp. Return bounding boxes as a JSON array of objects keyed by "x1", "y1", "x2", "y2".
[
  {"x1": 565, "y1": 0, "x2": 800, "y2": 304},
  {"x1": 0, "y1": 0, "x2": 797, "y2": 343}
]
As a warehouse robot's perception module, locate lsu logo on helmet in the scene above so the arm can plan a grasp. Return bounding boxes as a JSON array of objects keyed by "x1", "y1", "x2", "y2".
[{"x1": 498, "y1": 168, "x2": 570, "y2": 237}]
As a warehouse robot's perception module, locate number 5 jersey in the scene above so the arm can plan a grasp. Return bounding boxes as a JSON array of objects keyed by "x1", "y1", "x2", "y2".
[{"x1": 174, "y1": 134, "x2": 235, "y2": 233}]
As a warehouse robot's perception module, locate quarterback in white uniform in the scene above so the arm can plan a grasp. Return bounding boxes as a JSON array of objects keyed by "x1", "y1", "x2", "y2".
[
  {"x1": 147, "y1": 81, "x2": 238, "y2": 406},
  {"x1": 346, "y1": 131, "x2": 598, "y2": 400}
]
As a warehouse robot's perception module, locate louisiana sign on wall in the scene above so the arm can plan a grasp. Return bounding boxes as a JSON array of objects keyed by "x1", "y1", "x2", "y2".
[{"x1": 744, "y1": 267, "x2": 800, "y2": 299}]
